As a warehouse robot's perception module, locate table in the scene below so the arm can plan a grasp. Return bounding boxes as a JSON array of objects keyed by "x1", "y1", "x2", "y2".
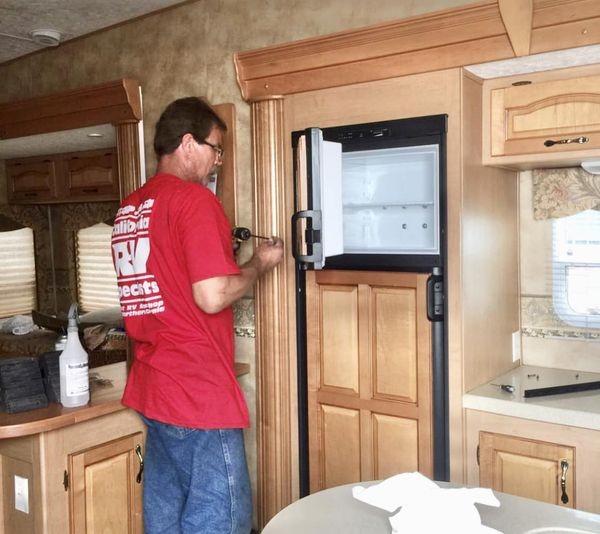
[{"x1": 262, "y1": 481, "x2": 600, "y2": 533}]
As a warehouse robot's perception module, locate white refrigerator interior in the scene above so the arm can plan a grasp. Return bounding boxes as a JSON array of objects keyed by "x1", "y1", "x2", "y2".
[{"x1": 338, "y1": 144, "x2": 440, "y2": 254}]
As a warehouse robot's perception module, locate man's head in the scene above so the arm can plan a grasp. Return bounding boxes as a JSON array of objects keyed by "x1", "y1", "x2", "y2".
[{"x1": 153, "y1": 97, "x2": 227, "y2": 185}]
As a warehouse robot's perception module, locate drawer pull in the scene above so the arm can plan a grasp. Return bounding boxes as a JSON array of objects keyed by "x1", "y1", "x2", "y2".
[
  {"x1": 81, "y1": 187, "x2": 99, "y2": 193},
  {"x1": 544, "y1": 136, "x2": 588, "y2": 147},
  {"x1": 560, "y1": 459, "x2": 569, "y2": 504},
  {"x1": 135, "y1": 444, "x2": 144, "y2": 483}
]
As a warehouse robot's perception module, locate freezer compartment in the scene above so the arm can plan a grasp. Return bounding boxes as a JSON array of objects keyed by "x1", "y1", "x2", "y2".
[{"x1": 342, "y1": 145, "x2": 439, "y2": 206}]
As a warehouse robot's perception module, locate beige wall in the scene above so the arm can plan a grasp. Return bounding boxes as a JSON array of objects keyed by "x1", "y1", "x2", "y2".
[{"x1": 0, "y1": 0, "x2": 479, "y2": 228}]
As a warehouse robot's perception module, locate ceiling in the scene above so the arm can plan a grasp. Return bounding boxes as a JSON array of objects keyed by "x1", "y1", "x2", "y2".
[{"x1": 0, "y1": 0, "x2": 189, "y2": 65}]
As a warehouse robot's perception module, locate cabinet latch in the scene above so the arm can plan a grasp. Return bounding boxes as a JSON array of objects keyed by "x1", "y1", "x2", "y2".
[{"x1": 63, "y1": 470, "x2": 69, "y2": 491}]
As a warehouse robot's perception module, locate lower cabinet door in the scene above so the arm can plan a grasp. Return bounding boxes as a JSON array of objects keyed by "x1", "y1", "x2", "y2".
[
  {"x1": 69, "y1": 432, "x2": 144, "y2": 533},
  {"x1": 479, "y1": 431, "x2": 575, "y2": 508}
]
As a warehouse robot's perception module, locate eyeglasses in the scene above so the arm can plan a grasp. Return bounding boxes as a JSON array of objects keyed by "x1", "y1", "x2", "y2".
[{"x1": 197, "y1": 138, "x2": 224, "y2": 161}]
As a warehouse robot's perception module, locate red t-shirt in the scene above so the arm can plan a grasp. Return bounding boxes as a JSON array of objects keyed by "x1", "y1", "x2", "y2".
[{"x1": 112, "y1": 173, "x2": 247, "y2": 429}]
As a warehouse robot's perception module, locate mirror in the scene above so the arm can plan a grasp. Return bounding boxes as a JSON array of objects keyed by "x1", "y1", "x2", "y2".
[{"x1": 0, "y1": 79, "x2": 143, "y2": 365}]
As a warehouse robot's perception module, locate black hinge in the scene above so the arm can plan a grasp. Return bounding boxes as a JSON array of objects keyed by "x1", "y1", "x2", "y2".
[
  {"x1": 63, "y1": 470, "x2": 69, "y2": 491},
  {"x1": 476, "y1": 445, "x2": 480, "y2": 466}
]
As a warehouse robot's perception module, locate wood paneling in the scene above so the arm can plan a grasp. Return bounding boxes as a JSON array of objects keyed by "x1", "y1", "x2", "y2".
[
  {"x1": 234, "y1": 0, "x2": 600, "y2": 102},
  {"x1": 320, "y1": 405, "x2": 361, "y2": 487},
  {"x1": 372, "y1": 287, "x2": 418, "y2": 403},
  {"x1": 0, "y1": 79, "x2": 142, "y2": 139},
  {"x1": 492, "y1": 74, "x2": 600, "y2": 156},
  {"x1": 498, "y1": 0, "x2": 533, "y2": 56},
  {"x1": 479, "y1": 431, "x2": 575, "y2": 508},
  {"x1": 307, "y1": 270, "x2": 432, "y2": 493},
  {"x1": 482, "y1": 63, "x2": 600, "y2": 168},
  {"x1": 213, "y1": 103, "x2": 237, "y2": 226},
  {"x1": 251, "y1": 98, "x2": 298, "y2": 527},
  {"x1": 320, "y1": 285, "x2": 359, "y2": 394},
  {"x1": 466, "y1": 410, "x2": 600, "y2": 514},
  {"x1": 70, "y1": 433, "x2": 143, "y2": 534},
  {"x1": 372, "y1": 413, "x2": 419, "y2": 480}
]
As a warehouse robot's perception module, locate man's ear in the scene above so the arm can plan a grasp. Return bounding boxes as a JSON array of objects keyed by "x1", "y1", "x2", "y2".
[{"x1": 180, "y1": 133, "x2": 196, "y2": 156}]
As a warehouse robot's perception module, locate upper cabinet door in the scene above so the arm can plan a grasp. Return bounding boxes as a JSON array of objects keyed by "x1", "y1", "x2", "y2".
[
  {"x1": 484, "y1": 72, "x2": 600, "y2": 168},
  {"x1": 292, "y1": 128, "x2": 343, "y2": 270},
  {"x1": 6, "y1": 156, "x2": 59, "y2": 204}
]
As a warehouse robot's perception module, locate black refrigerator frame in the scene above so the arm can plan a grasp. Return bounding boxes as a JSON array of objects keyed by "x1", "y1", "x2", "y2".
[{"x1": 292, "y1": 114, "x2": 449, "y2": 497}]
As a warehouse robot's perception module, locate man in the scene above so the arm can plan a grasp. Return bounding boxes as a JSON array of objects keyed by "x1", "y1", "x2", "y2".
[{"x1": 112, "y1": 97, "x2": 284, "y2": 533}]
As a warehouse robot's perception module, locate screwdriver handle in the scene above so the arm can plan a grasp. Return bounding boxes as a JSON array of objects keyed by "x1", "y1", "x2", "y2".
[{"x1": 232, "y1": 226, "x2": 271, "y2": 241}]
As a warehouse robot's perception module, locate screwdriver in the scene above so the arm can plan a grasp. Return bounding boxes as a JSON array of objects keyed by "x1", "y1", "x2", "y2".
[
  {"x1": 491, "y1": 383, "x2": 515, "y2": 393},
  {"x1": 232, "y1": 226, "x2": 271, "y2": 241}
]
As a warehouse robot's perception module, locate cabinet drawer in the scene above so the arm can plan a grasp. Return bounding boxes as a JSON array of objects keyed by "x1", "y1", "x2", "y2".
[
  {"x1": 490, "y1": 74, "x2": 600, "y2": 158},
  {"x1": 6, "y1": 157, "x2": 59, "y2": 203}
]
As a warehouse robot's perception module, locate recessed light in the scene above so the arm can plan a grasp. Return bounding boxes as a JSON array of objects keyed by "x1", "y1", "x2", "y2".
[{"x1": 87, "y1": 133, "x2": 104, "y2": 138}]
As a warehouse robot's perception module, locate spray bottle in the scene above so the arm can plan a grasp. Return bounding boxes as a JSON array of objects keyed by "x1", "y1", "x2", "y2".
[{"x1": 59, "y1": 303, "x2": 90, "y2": 407}]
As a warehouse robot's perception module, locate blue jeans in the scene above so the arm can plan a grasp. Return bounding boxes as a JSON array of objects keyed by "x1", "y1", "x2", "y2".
[{"x1": 141, "y1": 416, "x2": 252, "y2": 534}]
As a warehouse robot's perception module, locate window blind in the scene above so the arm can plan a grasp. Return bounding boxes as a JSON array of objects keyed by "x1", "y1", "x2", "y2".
[
  {"x1": 76, "y1": 222, "x2": 119, "y2": 312},
  {"x1": 552, "y1": 209, "x2": 600, "y2": 329},
  {"x1": 0, "y1": 228, "x2": 36, "y2": 318}
]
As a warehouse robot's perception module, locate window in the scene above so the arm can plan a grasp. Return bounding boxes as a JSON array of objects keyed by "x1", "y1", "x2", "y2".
[
  {"x1": 0, "y1": 227, "x2": 36, "y2": 318},
  {"x1": 552, "y1": 209, "x2": 600, "y2": 328},
  {"x1": 76, "y1": 222, "x2": 119, "y2": 312}
]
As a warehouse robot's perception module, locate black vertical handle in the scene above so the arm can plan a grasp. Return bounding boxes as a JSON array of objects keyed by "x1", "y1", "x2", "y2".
[
  {"x1": 291, "y1": 210, "x2": 322, "y2": 266},
  {"x1": 427, "y1": 274, "x2": 444, "y2": 322}
]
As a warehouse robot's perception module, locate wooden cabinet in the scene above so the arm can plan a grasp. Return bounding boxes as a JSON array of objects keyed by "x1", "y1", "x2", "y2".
[
  {"x1": 306, "y1": 270, "x2": 432, "y2": 492},
  {"x1": 466, "y1": 409, "x2": 600, "y2": 514},
  {"x1": 6, "y1": 148, "x2": 119, "y2": 204},
  {"x1": 482, "y1": 66, "x2": 600, "y2": 169},
  {"x1": 478, "y1": 431, "x2": 575, "y2": 508},
  {"x1": 69, "y1": 432, "x2": 143, "y2": 534},
  {"x1": 64, "y1": 150, "x2": 119, "y2": 202},
  {"x1": 6, "y1": 157, "x2": 59, "y2": 203},
  {"x1": 0, "y1": 409, "x2": 145, "y2": 534}
]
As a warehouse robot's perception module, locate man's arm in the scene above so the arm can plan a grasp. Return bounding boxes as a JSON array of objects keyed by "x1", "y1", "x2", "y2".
[{"x1": 192, "y1": 237, "x2": 284, "y2": 314}]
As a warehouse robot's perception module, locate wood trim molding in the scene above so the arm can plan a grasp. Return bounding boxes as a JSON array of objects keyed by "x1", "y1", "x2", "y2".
[
  {"x1": 251, "y1": 98, "x2": 297, "y2": 528},
  {"x1": 499, "y1": 0, "x2": 533, "y2": 56},
  {"x1": 115, "y1": 122, "x2": 142, "y2": 199},
  {"x1": 234, "y1": 0, "x2": 600, "y2": 101},
  {"x1": 213, "y1": 103, "x2": 237, "y2": 225},
  {"x1": 0, "y1": 79, "x2": 142, "y2": 139}
]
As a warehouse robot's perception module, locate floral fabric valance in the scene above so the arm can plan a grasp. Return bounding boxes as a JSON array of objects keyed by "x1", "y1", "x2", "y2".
[{"x1": 533, "y1": 167, "x2": 600, "y2": 220}]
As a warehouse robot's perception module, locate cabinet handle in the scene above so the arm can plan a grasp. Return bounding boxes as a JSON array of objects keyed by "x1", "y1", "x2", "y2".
[
  {"x1": 81, "y1": 188, "x2": 99, "y2": 193},
  {"x1": 24, "y1": 192, "x2": 38, "y2": 197},
  {"x1": 544, "y1": 136, "x2": 588, "y2": 147},
  {"x1": 560, "y1": 459, "x2": 569, "y2": 504},
  {"x1": 135, "y1": 444, "x2": 144, "y2": 483}
]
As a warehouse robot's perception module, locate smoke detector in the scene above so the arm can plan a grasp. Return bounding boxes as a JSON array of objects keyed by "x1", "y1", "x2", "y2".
[{"x1": 30, "y1": 29, "x2": 61, "y2": 47}]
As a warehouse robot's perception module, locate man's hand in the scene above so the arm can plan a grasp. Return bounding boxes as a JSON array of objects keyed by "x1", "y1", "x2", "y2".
[{"x1": 193, "y1": 236, "x2": 284, "y2": 314}]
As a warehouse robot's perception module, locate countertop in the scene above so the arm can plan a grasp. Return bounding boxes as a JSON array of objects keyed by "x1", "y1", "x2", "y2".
[
  {"x1": 0, "y1": 360, "x2": 250, "y2": 439},
  {"x1": 463, "y1": 365, "x2": 600, "y2": 431}
]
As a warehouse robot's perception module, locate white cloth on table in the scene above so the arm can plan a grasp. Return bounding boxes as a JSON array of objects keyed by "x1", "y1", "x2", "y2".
[{"x1": 352, "y1": 472, "x2": 503, "y2": 534}]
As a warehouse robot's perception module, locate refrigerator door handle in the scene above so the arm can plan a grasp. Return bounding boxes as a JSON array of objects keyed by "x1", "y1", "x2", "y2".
[
  {"x1": 427, "y1": 273, "x2": 444, "y2": 322},
  {"x1": 292, "y1": 209, "x2": 323, "y2": 268}
]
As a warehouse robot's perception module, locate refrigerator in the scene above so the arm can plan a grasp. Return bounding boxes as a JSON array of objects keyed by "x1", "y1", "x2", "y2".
[{"x1": 292, "y1": 114, "x2": 448, "y2": 494}]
